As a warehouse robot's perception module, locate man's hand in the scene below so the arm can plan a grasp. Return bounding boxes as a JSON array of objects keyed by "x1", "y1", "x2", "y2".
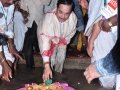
[
  {"x1": 84, "y1": 64, "x2": 101, "y2": 84},
  {"x1": 9, "y1": 45, "x2": 23, "y2": 60},
  {"x1": 42, "y1": 63, "x2": 52, "y2": 82},
  {"x1": 0, "y1": 52, "x2": 12, "y2": 82},
  {"x1": 1, "y1": 61, "x2": 12, "y2": 82},
  {"x1": 99, "y1": 19, "x2": 111, "y2": 32},
  {"x1": 99, "y1": 14, "x2": 118, "y2": 32},
  {"x1": 8, "y1": 38, "x2": 23, "y2": 60}
]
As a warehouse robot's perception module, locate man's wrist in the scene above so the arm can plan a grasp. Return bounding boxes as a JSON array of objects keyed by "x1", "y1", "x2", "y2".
[
  {"x1": 44, "y1": 62, "x2": 50, "y2": 69},
  {"x1": 44, "y1": 61, "x2": 50, "y2": 65},
  {"x1": 107, "y1": 19, "x2": 113, "y2": 27}
]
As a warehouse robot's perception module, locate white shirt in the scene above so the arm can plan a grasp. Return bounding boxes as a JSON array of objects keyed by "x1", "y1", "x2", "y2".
[
  {"x1": 84, "y1": 0, "x2": 104, "y2": 36},
  {"x1": 38, "y1": 11, "x2": 77, "y2": 62},
  {"x1": 14, "y1": 10, "x2": 27, "y2": 51},
  {"x1": 20, "y1": 0, "x2": 57, "y2": 28},
  {"x1": 86, "y1": 0, "x2": 117, "y2": 62},
  {"x1": 0, "y1": 1, "x2": 14, "y2": 38}
]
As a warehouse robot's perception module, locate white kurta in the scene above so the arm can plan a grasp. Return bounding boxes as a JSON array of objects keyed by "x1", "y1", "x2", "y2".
[
  {"x1": 0, "y1": 2, "x2": 15, "y2": 75},
  {"x1": 38, "y1": 11, "x2": 77, "y2": 72},
  {"x1": 13, "y1": 10, "x2": 28, "y2": 51},
  {"x1": 84, "y1": 0, "x2": 104, "y2": 36},
  {"x1": 20, "y1": 0, "x2": 57, "y2": 28},
  {"x1": 84, "y1": 0, "x2": 117, "y2": 88},
  {"x1": 0, "y1": 2, "x2": 14, "y2": 38},
  {"x1": 85, "y1": 0, "x2": 117, "y2": 62}
]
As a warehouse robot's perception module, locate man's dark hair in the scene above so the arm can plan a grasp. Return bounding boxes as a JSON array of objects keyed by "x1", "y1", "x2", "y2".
[{"x1": 57, "y1": 0, "x2": 74, "y2": 9}]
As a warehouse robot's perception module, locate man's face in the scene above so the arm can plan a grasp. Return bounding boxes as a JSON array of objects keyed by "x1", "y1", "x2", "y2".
[
  {"x1": 55, "y1": 4, "x2": 72, "y2": 22},
  {"x1": 1, "y1": 0, "x2": 13, "y2": 6}
]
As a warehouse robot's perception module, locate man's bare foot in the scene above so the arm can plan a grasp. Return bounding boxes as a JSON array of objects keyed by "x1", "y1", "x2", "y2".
[{"x1": 84, "y1": 64, "x2": 101, "y2": 84}]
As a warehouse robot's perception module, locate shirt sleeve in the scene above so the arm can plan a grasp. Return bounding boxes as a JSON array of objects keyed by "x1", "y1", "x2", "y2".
[
  {"x1": 65, "y1": 13, "x2": 77, "y2": 44},
  {"x1": 39, "y1": 14, "x2": 53, "y2": 63}
]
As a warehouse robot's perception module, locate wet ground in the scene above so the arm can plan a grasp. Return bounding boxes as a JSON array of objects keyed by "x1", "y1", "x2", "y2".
[{"x1": 0, "y1": 65, "x2": 113, "y2": 90}]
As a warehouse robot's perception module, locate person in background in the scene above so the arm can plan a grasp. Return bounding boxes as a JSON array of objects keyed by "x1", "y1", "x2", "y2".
[
  {"x1": 82, "y1": 0, "x2": 118, "y2": 89},
  {"x1": 20, "y1": 0, "x2": 57, "y2": 69},
  {"x1": 13, "y1": 0, "x2": 28, "y2": 53},
  {"x1": 38, "y1": 0, "x2": 77, "y2": 82},
  {"x1": 13, "y1": 0, "x2": 28, "y2": 70},
  {"x1": 74, "y1": 0, "x2": 87, "y2": 57},
  {"x1": 84, "y1": 14, "x2": 118, "y2": 89},
  {"x1": 0, "y1": 0, "x2": 21, "y2": 82}
]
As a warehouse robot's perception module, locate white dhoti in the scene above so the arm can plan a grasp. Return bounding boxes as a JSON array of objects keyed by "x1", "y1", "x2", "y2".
[
  {"x1": 50, "y1": 45, "x2": 67, "y2": 73},
  {"x1": 0, "y1": 45, "x2": 15, "y2": 75}
]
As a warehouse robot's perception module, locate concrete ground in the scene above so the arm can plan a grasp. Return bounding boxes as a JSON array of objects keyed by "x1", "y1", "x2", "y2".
[
  {"x1": 0, "y1": 64, "x2": 113, "y2": 90},
  {"x1": 0, "y1": 47, "x2": 113, "y2": 90}
]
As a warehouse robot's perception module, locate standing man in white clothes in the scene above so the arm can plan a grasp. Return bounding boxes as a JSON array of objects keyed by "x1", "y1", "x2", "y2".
[
  {"x1": 0, "y1": 0, "x2": 21, "y2": 82},
  {"x1": 20, "y1": 0, "x2": 57, "y2": 69}
]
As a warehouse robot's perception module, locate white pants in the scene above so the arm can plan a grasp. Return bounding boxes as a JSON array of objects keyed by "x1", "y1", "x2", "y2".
[
  {"x1": 50, "y1": 45, "x2": 67, "y2": 73},
  {"x1": 0, "y1": 45, "x2": 15, "y2": 75}
]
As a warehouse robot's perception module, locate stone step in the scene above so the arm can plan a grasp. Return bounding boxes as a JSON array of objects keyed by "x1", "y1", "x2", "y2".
[{"x1": 19, "y1": 55, "x2": 90, "y2": 70}]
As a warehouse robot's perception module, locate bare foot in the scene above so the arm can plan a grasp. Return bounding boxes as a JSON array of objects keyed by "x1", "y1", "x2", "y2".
[{"x1": 84, "y1": 64, "x2": 101, "y2": 84}]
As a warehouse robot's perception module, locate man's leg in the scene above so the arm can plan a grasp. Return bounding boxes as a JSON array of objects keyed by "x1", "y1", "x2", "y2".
[
  {"x1": 0, "y1": 45, "x2": 14, "y2": 81},
  {"x1": 55, "y1": 45, "x2": 67, "y2": 73},
  {"x1": 32, "y1": 22, "x2": 40, "y2": 53},
  {"x1": 3, "y1": 45, "x2": 15, "y2": 67},
  {"x1": 50, "y1": 46, "x2": 57, "y2": 69},
  {"x1": 52, "y1": 45, "x2": 67, "y2": 82},
  {"x1": 23, "y1": 22, "x2": 37, "y2": 68}
]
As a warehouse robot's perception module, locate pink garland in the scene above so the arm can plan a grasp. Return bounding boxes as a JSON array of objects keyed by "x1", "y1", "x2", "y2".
[{"x1": 17, "y1": 82, "x2": 75, "y2": 90}]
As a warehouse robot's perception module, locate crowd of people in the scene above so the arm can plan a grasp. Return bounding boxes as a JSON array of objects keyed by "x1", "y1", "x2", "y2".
[{"x1": 0, "y1": 0, "x2": 119, "y2": 89}]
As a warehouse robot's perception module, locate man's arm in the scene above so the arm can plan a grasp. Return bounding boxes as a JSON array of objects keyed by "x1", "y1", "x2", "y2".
[
  {"x1": 100, "y1": 14, "x2": 118, "y2": 32},
  {"x1": 0, "y1": 50, "x2": 12, "y2": 82},
  {"x1": 87, "y1": 22, "x2": 101, "y2": 57},
  {"x1": 65, "y1": 12, "x2": 77, "y2": 44},
  {"x1": 38, "y1": 14, "x2": 53, "y2": 81}
]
